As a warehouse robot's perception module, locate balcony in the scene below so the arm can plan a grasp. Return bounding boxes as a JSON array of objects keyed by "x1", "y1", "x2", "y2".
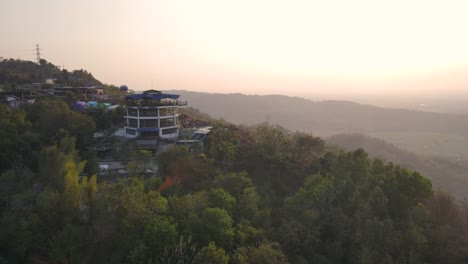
[{"x1": 126, "y1": 99, "x2": 188, "y2": 107}]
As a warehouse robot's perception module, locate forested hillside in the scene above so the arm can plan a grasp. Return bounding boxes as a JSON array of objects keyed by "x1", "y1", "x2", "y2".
[
  {"x1": 168, "y1": 90, "x2": 468, "y2": 158},
  {"x1": 1, "y1": 100, "x2": 468, "y2": 263},
  {"x1": 328, "y1": 133, "x2": 468, "y2": 199},
  {"x1": 0, "y1": 58, "x2": 101, "y2": 88}
]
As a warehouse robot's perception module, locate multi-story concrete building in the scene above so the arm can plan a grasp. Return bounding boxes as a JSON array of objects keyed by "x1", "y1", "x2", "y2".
[{"x1": 123, "y1": 90, "x2": 187, "y2": 142}]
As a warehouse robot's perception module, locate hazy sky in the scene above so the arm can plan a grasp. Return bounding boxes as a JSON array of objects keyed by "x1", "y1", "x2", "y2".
[{"x1": 1, "y1": 0, "x2": 468, "y2": 100}]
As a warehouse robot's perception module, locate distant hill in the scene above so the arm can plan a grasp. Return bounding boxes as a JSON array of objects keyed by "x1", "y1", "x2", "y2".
[
  {"x1": 328, "y1": 133, "x2": 468, "y2": 199},
  {"x1": 0, "y1": 58, "x2": 101, "y2": 87},
  {"x1": 170, "y1": 90, "x2": 468, "y2": 158}
]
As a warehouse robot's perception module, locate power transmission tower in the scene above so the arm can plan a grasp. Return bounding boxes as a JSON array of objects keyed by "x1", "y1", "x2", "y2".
[{"x1": 35, "y1": 44, "x2": 41, "y2": 64}]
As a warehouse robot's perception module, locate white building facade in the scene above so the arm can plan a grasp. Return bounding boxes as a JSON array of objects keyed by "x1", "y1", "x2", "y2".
[{"x1": 123, "y1": 90, "x2": 187, "y2": 140}]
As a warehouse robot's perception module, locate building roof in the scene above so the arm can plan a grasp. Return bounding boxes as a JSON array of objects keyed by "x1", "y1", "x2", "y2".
[
  {"x1": 126, "y1": 92, "x2": 180, "y2": 101},
  {"x1": 54, "y1": 86, "x2": 100, "y2": 90}
]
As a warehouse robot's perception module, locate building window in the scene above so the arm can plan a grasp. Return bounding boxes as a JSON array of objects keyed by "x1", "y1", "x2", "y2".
[
  {"x1": 128, "y1": 109, "x2": 138, "y2": 116},
  {"x1": 160, "y1": 118, "x2": 175, "y2": 127},
  {"x1": 125, "y1": 128, "x2": 136, "y2": 135},
  {"x1": 128, "y1": 119, "x2": 138, "y2": 127},
  {"x1": 159, "y1": 107, "x2": 175, "y2": 116},
  {"x1": 140, "y1": 119, "x2": 158, "y2": 128},
  {"x1": 140, "y1": 109, "x2": 158, "y2": 117},
  {"x1": 161, "y1": 128, "x2": 178, "y2": 135}
]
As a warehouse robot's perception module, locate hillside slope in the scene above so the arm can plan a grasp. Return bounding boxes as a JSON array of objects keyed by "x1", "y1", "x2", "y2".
[
  {"x1": 170, "y1": 90, "x2": 468, "y2": 157},
  {"x1": 0, "y1": 58, "x2": 101, "y2": 87},
  {"x1": 328, "y1": 133, "x2": 468, "y2": 199}
]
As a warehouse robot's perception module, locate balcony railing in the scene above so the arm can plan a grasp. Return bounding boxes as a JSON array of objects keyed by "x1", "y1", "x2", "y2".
[
  {"x1": 138, "y1": 110, "x2": 159, "y2": 117},
  {"x1": 126, "y1": 99, "x2": 188, "y2": 107}
]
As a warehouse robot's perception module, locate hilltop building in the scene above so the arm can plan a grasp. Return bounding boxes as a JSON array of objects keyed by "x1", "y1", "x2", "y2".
[
  {"x1": 176, "y1": 128, "x2": 211, "y2": 153},
  {"x1": 53, "y1": 86, "x2": 104, "y2": 100},
  {"x1": 1, "y1": 95, "x2": 35, "y2": 108},
  {"x1": 123, "y1": 90, "x2": 187, "y2": 146}
]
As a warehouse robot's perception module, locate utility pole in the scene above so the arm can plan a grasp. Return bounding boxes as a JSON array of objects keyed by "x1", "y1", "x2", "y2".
[{"x1": 35, "y1": 44, "x2": 41, "y2": 64}]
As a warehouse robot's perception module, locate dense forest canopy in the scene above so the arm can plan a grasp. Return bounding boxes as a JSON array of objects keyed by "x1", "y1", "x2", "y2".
[
  {"x1": 1, "y1": 98, "x2": 468, "y2": 263},
  {"x1": 328, "y1": 133, "x2": 468, "y2": 199}
]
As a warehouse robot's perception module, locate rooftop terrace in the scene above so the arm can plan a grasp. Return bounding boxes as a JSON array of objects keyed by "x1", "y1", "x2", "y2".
[{"x1": 125, "y1": 90, "x2": 187, "y2": 107}]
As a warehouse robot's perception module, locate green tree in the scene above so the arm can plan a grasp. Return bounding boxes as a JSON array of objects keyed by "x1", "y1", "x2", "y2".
[
  {"x1": 170, "y1": 191, "x2": 208, "y2": 235},
  {"x1": 199, "y1": 208, "x2": 235, "y2": 249},
  {"x1": 193, "y1": 242, "x2": 229, "y2": 264},
  {"x1": 290, "y1": 132, "x2": 325, "y2": 169},
  {"x1": 143, "y1": 216, "x2": 177, "y2": 256},
  {"x1": 232, "y1": 241, "x2": 289, "y2": 264},
  {"x1": 156, "y1": 146, "x2": 191, "y2": 177},
  {"x1": 0, "y1": 108, "x2": 35, "y2": 174},
  {"x1": 207, "y1": 188, "x2": 236, "y2": 215},
  {"x1": 235, "y1": 220, "x2": 259, "y2": 246},
  {"x1": 26, "y1": 98, "x2": 95, "y2": 150},
  {"x1": 426, "y1": 190, "x2": 468, "y2": 264},
  {"x1": 206, "y1": 122, "x2": 240, "y2": 169},
  {"x1": 38, "y1": 136, "x2": 78, "y2": 190}
]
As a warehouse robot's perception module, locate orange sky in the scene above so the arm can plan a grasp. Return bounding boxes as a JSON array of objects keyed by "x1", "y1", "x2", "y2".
[{"x1": 1, "y1": 0, "x2": 468, "y2": 99}]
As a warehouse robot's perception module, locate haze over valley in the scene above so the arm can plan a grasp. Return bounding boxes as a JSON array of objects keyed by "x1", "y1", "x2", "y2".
[{"x1": 171, "y1": 90, "x2": 468, "y2": 158}]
